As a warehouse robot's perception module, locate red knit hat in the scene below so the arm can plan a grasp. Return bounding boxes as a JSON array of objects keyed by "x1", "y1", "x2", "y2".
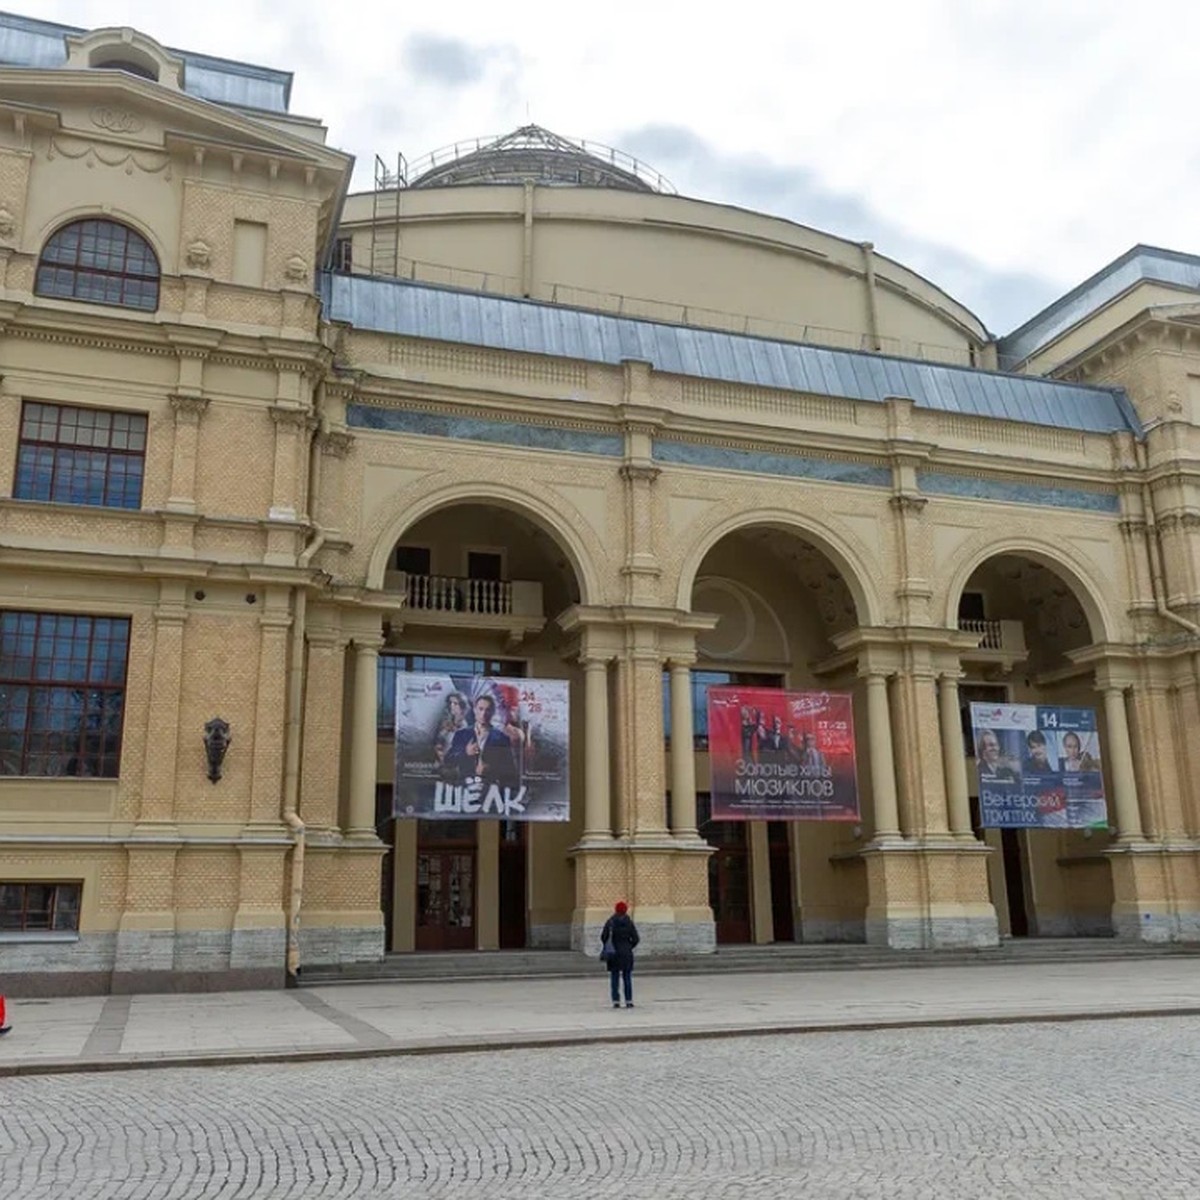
[{"x1": 614, "y1": 900, "x2": 628, "y2": 915}]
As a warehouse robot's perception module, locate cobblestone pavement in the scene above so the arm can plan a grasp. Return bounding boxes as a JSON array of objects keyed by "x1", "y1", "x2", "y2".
[{"x1": 3, "y1": 1016, "x2": 1199, "y2": 1199}]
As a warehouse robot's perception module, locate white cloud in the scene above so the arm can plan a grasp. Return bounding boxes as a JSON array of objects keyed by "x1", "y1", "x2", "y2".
[{"x1": 25, "y1": 0, "x2": 1200, "y2": 330}]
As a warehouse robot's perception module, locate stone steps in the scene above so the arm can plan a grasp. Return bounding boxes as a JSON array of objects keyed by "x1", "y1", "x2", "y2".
[{"x1": 298, "y1": 938, "x2": 1200, "y2": 987}]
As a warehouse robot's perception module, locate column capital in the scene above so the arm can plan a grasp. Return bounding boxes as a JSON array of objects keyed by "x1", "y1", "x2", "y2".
[
  {"x1": 577, "y1": 650, "x2": 614, "y2": 669},
  {"x1": 352, "y1": 634, "x2": 385, "y2": 653},
  {"x1": 667, "y1": 655, "x2": 697, "y2": 671},
  {"x1": 168, "y1": 392, "x2": 210, "y2": 424}
]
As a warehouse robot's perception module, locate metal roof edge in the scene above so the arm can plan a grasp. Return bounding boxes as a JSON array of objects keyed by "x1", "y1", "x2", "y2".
[
  {"x1": 319, "y1": 271, "x2": 1140, "y2": 437},
  {"x1": 999, "y1": 245, "x2": 1200, "y2": 365}
]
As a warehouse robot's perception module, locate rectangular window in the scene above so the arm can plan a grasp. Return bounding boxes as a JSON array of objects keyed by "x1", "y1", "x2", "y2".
[
  {"x1": 332, "y1": 237, "x2": 353, "y2": 273},
  {"x1": 14, "y1": 401, "x2": 147, "y2": 509},
  {"x1": 0, "y1": 881, "x2": 82, "y2": 932},
  {"x1": 377, "y1": 653, "x2": 524, "y2": 733},
  {"x1": 0, "y1": 611, "x2": 130, "y2": 777}
]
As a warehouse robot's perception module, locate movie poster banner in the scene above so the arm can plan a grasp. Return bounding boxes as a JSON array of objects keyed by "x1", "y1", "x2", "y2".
[
  {"x1": 969, "y1": 702, "x2": 1108, "y2": 829},
  {"x1": 393, "y1": 673, "x2": 569, "y2": 821},
  {"x1": 706, "y1": 687, "x2": 860, "y2": 821}
]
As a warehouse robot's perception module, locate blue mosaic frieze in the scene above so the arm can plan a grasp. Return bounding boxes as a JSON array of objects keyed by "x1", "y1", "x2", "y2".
[
  {"x1": 651, "y1": 438, "x2": 892, "y2": 487},
  {"x1": 919, "y1": 471, "x2": 1120, "y2": 513},
  {"x1": 346, "y1": 404, "x2": 623, "y2": 457}
]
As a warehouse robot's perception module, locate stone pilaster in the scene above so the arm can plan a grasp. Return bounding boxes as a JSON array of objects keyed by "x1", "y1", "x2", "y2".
[
  {"x1": 347, "y1": 634, "x2": 383, "y2": 840},
  {"x1": 247, "y1": 590, "x2": 291, "y2": 829},
  {"x1": 136, "y1": 582, "x2": 187, "y2": 830},
  {"x1": 300, "y1": 627, "x2": 348, "y2": 837}
]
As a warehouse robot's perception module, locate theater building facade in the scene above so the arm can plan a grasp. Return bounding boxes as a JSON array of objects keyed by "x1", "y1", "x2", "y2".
[{"x1": 3, "y1": 13, "x2": 1200, "y2": 993}]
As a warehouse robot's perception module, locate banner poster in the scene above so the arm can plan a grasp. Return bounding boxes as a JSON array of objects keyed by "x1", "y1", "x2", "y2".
[
  {"x1": 969, "y1": 702, "x2": 1108, "y2": 830},
  {"x1": 706, "y1": 686, "x2": 860, "y2": 821},
  {"x1": 393, "y1": 673, "x2": 570, "y2": 821}
]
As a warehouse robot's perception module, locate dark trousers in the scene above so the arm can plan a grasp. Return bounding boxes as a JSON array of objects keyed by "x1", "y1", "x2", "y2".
[{"x1": 609, "y1": 965, "x2": 632, "y2": 1003}]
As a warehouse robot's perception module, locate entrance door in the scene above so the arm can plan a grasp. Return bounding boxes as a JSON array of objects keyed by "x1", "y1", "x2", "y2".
[
  {"x1": 700, "y1": 794, "x2": 751, "y2": 943},
  {"x1": 415, "y1": 821, "x2": 476, "y2": 950}
]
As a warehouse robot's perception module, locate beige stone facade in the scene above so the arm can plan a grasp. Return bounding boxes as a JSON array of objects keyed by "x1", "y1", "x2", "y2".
[{"x1": 2, "y1": 17, "x2": 1200, "y2": 995}]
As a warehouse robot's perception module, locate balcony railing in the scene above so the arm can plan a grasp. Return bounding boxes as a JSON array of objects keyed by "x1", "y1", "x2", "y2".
[
  {"x1": 958, "y1": 618, "x2": 1027, "y2": 659},
  {"x1": 383, "y1": 571, "x2": 544, "y2": 620}
]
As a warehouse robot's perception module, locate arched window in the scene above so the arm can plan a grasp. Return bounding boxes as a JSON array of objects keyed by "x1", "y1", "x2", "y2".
[{"x1": 35, "y1": 219, "x2": 160, "y2": 312}]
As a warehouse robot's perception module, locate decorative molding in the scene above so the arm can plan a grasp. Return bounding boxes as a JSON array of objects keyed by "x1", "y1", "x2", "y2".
[
  {"x1": 890, "y1": 493, "x2": 928, "y2": 515},
  {"x1": 318, "y1": 429, "x2": 354, "y2": 458},
  {"x1": 270, "y1": 405, "x2": 316, "y2": 431},
  {"x1": 4, "y1": 326, "x2": 177, "y2": 357},
  {"x1": 346, "y1": 402, "x2": 623, "y2": 457},
  {"x1": 919, "y1": 469, "x2": 1121, "y2": 514},
  {"x1": 46, "y1": 136, "x2": 171, "y2": 178},
  {"x1": 90, "y1": 107, "x2": 145, "y2": 135},
  {"x1": 386, "y1": 339, "x2": 587, "y2": 387},
  {"x1": 681, "y1": 379, "x2": 858, "y2": 425},
  {"x1": 652, "y1": 437, "x2": 891, "y2": 488},
  {"x1": 168, "y1": 393, "x2": 210, "y2": 423},
  {"x1": 619, "y1": 463, "x2": 660, "y2": 484},
  {"x1": 0, "y1": 206, "x2": 15, "y2": 239},
  {"x1": 184, "y1": 239, "x2": 212, "y2": 270},
  {"x1": 936, "y1": 413, "x2": 1086, "y2": 456},
  {"x1": 284, "y1": 254, "x2": 309, "y2": 282}
]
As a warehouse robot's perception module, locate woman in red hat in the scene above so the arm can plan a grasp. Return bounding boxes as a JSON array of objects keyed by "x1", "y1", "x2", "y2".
[{"x1": 600, "y1": 900, "x2": 640, "y2": 1008}]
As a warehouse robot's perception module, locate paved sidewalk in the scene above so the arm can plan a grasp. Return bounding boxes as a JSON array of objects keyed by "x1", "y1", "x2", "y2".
[{"x1": 2, "y1": 957, "x2": 1198, "y2": 1077}]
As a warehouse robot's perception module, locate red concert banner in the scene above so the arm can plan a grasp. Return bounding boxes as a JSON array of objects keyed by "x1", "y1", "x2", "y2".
[{"x1": 706, "y1": 687, "x2": 860, "y2": 821}]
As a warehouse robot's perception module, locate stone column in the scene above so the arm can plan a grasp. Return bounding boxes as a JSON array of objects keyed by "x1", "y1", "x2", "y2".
[
  {"x1": 1103, "y1": 686, "x2": 1144, "y2": 842},
  {"x1": 749, "y1": 821, "x2": 773, "y2": 944},
  {"x1": 476, "y1": 820, "x2": 500, "y2": 950},
  {"x1": 347, "y1": 636, "x2": 383, "y2": 839},
  {"x1": 938, "y1": 672, "x2": 974, "y2": 838},
  {"x1": 668, "y1": 660, "x2": 699, "y2": 838},
  {"x1": 862, "y1": 670, "x2": 901, "y2": 840},
  {"x1": 581, "y1": 654, "x2": 613, "y2": 841}
]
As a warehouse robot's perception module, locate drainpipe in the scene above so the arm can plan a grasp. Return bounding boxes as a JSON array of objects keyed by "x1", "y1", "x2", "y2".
[
  {"x1": 281, "y1": 395, "x2": 332, "y2": 984},
  {"x1": 1136, "y1": 439, "x2": 1200, "y2": 637}
]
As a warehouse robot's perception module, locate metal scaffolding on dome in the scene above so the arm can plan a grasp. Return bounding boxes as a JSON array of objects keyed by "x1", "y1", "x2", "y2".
[{"x1": 366, "y1": 126, "x2": 675, "y2": 276}]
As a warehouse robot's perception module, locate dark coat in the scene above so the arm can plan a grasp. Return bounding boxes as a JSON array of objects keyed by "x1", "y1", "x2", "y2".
[{"x1": 601, "y1": 913, "x2": 639, "y2": 972}]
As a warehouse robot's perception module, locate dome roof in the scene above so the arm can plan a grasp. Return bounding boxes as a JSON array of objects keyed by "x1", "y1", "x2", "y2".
[{"x1": 406, "y1": 124, "x2": 674, "y2": 194}]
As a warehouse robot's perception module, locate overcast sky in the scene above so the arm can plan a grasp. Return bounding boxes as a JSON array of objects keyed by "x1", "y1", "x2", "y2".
[{"x1": 25, "y1": 0, "x2": 1200, "y2": 334}]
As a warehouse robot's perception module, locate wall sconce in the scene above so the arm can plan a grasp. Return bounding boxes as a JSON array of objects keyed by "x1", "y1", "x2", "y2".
[{"x1": 203, "y1": 716, "x2": 232, "y2": 783}]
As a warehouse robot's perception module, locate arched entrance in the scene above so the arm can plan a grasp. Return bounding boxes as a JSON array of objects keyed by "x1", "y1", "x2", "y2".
[
  {"x1": 953, "y1": 551, "x2": 1113, "y2": 938},
  {"x1": 374, "y1": 501, "x2": 585, "y2": 952},
  {"x1": 683, "y1": 524, "x2": 869, "y2": 945}
]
